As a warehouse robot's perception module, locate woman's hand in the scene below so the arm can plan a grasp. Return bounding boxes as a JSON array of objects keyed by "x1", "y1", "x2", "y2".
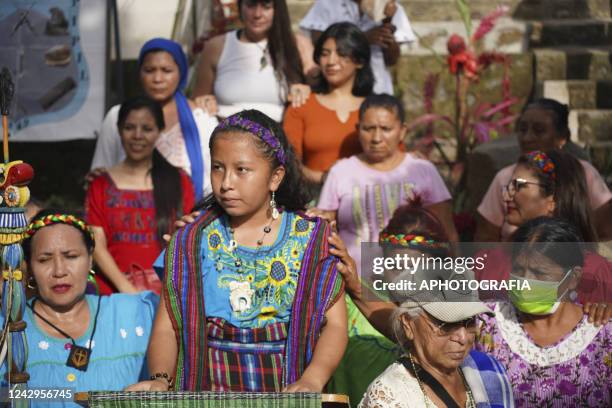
[
  {"x1": 288, "y1": 84, "x2": 311, "y2": 108},
  {"x1": 163, "y1": 211, "x2": 201, "y2": 242},
  {"x1": 305, "y1": 208, "x2": 336, "y2": 222},
  {"x1": 194, "y1": 95, "x2": 219, "y2": 116},
  {"x1": 584, "y1": 302, "x2": 611, "y2": 326},
  {"x1": 83, "y1": 167, "x2": 107, "y2": 190},
  {"x1": 283, "y1": 376, "x2": 323, "y2": 392},
  {"x1": 365, "y1": 25, "x2": 395, "y2": 49},
  {"x1": 124, "y1": 379, "x2": 169, "y2": 392},
  {"x1": 328, "y1": 222, "x2": 361, "y2": 300}
]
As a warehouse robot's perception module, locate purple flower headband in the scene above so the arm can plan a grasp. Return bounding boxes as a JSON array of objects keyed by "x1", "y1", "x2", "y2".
[
  {"x1": 217, "y1": 114, "x2": 286, "y2": 165},
  {"x1": 526, "y1": 150, "x2": 556, "y2": 181}
]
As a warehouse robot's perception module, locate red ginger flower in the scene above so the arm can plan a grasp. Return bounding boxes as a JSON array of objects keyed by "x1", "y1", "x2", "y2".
[{"x1": 447, "y1": 35, "x2": 480, "y2": 80}]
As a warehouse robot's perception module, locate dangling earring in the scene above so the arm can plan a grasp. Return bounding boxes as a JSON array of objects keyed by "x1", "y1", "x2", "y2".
[
  {"x1": 87, "y1": 269, "x2": 100, "y2": 295},
  {"x1": 270, "y1": 191, "x2": 279, "y2": 220},
  {"x1": 26, "y1": 276, "x2": 37, "y2": 290}
]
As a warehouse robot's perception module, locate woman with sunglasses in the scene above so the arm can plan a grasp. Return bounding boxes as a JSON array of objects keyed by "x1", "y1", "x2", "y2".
[
  {"x1": 476, "y1": 98, "x2": 612, "y2": 242},
  {"x1": 358, "y1": 266, "x2": 512, "y2": 407},
  {"x1": 322, "y1": 201, "x2": 512, "y2": 407},
  {"x1": 475, "y1": 150, "x2": 611, "y2": 321}
]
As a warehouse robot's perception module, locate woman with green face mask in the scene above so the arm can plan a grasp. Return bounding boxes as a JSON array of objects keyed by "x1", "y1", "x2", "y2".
[{"x1": 475, "y1": 217, "x2": 611, "y2": 407}]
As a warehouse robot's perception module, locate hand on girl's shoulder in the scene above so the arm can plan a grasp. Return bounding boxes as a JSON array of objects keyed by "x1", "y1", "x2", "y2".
[
  {"x1": 304, "y1": 208, "x2": 336, "y2": 223},
  {"x1": 162, "y1": 210, "x2": 202, "y2": 242},
  {"x1": 83, "y1": 167, "x2": 108, "y2": 189}
]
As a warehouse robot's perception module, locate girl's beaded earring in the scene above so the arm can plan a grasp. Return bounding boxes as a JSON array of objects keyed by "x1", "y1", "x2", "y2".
[{"x1": 270, "y1": 191, "x2": 279, "y2": 220}]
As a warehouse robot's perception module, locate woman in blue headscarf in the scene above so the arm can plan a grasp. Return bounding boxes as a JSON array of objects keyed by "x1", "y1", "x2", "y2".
[{"x1": 91, "y1": 38, "x2": 217, "y2": 200}]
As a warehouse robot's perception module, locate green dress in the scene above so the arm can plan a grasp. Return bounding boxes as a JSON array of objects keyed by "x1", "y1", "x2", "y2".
[{"x1": 328, "y1": 296, "x2": 400, "y2": 407}]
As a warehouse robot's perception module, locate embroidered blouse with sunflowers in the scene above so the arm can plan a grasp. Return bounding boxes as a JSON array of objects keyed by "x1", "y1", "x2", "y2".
[{"x1": 200, "y1": 211, "x2": 314, "y2": 328}]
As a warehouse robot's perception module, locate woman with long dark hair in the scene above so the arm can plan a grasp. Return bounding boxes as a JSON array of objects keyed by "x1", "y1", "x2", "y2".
[
  {"x1": 193, "y1": 0, "x2": 308, "y2": 122},
  {"x1": 86, "y1": 96, "x2": 195, "y2": 295},
  {"x1": 284, "y1": 22, "x2": 374, "y2": 185}
]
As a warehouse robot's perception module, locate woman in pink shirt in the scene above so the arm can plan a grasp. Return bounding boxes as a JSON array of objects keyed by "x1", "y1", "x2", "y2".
[{"x1": 476, "y1": 98, "x2": 612, "y2": 242}]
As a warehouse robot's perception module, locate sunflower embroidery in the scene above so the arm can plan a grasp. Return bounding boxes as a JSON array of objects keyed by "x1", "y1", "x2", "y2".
[
  {"x1": 293, "y1": 217, "x2": 312, "y2": 237},
  {"x1": 289, "y1": 241, "x2": 301, "y2": 259},
  {"x1": 207, "y1": 229, "x2": 223, "y2": 252},
  {"x1": 261, "y1": 257, "x2": 292, "y2": 288}
]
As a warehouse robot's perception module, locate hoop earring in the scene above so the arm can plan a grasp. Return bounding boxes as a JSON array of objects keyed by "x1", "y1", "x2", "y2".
[
  {"x1": 26, "y1": 277, "x2": 37, "y2": 290},
  {"x1": 270, "y1": 191, "x2": 279, "y2": 220}
]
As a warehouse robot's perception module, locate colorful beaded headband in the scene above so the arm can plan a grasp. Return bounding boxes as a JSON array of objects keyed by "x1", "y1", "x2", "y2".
[
  {"x1": 526, "y1": 151, "x2": 556, "y2": 180},
  {"x1": 379, "y1": 232, "x2": 437, "y2": 247},
  {"x1": 217, "y1": 114, "x2": 286, "y2": 165},
  {"x1": 25, "y1": 214, "x2": 95, "y2": 246}
]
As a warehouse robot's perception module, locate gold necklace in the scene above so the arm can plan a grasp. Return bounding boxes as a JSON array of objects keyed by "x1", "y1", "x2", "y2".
[{"x1": 407, "y1": 353, "x2": 476, "y2": 408}]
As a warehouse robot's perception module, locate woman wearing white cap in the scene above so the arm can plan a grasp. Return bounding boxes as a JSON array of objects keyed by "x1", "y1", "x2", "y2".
[
  {"x1": 329, "y1": 201, "x2": 513, "y2": 407},
  {"x1": 358, "y1": 275, "x2": 512, "y2": 408}
]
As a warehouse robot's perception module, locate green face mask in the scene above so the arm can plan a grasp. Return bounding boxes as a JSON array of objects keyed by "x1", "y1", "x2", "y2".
[{"x1": 508, "y1": 269, "x2": 572, "y2": 315}]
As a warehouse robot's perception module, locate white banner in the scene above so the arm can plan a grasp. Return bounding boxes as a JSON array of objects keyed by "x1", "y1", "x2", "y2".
[{"x1": 0, "y1": 0, "x2": 107, "y2": 141}]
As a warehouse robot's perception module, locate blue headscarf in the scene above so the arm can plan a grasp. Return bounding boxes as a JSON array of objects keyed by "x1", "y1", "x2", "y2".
[{"x1": 138, "y1": 38, "x2": 205, "y2": 200}]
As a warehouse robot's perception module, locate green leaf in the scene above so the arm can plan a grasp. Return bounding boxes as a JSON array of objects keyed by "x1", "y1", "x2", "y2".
[{"x1": 456, "y1": 0, "x2": 472, "y2": 38}]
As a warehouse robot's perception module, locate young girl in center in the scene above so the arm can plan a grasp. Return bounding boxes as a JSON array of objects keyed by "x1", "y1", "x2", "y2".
[{"x1": 128, "y1": 110, "x2": 347, "y2": 392}]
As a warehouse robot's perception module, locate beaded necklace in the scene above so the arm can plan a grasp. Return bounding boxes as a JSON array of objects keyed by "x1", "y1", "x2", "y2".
[
  {"x1": 227, "y1": 219, "x2": 274, "y2": 271},
  {"x1": 225, "y1": 216, "x2": 275, "y2": 314}
]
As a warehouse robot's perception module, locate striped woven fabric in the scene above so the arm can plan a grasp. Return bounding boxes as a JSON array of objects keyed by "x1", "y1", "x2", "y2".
[
  {"x1": 164, "y1": 207, "x2": 344, "y2": 391},
  {"x1": 86, "y1": 391, "x2": 322, "y2": 408},
  {"x1": 207, "y1": 317, "x2": 287, "y2": 391}
]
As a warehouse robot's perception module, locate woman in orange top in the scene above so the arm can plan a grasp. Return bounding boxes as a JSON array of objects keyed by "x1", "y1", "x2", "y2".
[{"x1": 284, "y1": 22, "x2": 374, "y2": 184}]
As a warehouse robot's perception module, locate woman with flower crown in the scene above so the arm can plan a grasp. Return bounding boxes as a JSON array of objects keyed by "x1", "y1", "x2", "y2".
[{"x1": 1, "y1": 211, "x2": 157, "y2": 407}]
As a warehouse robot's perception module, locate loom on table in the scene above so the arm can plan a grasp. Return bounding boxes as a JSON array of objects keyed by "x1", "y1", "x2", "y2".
[
  {"x1": 0, "y1": 67, "x2": 35, "y2": 406},
  {"x1": 74, "y1": 392, "x2": 350, "y2": 408}
]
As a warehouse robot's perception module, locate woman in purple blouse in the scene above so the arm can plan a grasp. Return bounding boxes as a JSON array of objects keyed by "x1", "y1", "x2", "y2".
[{"x1": 475, "y1": 216, "x2": 611, "y2": 407}]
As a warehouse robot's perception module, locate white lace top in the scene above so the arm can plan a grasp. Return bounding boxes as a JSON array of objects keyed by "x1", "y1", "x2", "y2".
[{"x1": 358, "y1": 362, "x2": 438, "y2": 408}]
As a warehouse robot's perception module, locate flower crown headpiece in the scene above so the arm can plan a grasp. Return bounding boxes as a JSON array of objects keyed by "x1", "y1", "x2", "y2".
[
  {"x1": 526, "y1": 151, "x2": 556, "y2": 181},
  {"x1": 379, "y1": 232, "x2": 440, "y2": 248},
  {"x1": 25, "y1": 214, "x2": 95, "y2": 246},
  {"x1": 217, "y1": 114, "x2": 286, "y2": 165}
]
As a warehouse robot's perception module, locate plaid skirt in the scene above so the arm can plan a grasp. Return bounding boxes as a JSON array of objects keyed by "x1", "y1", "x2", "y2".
[{"x1": 207, "y1": 317, "x2": 288, "y2": 392}]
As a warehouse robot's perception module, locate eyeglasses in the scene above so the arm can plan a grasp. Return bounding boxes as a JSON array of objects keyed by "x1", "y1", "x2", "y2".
[
  {"x1": 424, "y1": 313, "x2": 482, "y2": 337},
  {"x1": 503, "y1": 178, "x2": 545, "y2": 197}
]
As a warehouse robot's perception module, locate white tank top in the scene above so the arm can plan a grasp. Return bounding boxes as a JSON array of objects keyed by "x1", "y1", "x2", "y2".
[{"x1": 214, "y1": 30, "x2": 285, "y2": 120}]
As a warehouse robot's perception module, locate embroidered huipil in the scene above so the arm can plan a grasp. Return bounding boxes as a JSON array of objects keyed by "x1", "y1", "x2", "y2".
[
  {"x1": 0, "y1": 293, "x2": 158, "y2": 407},
  {"x1": 475, "y1": 302, "x2": 611, "y2": 407},
  {"x1": 166, "y1": 210, "x2": 342, "y2": 391},
  {"x1": 86, "y1": 173, "x2": 195, "y2": 294},
  {"x1": 201, "y1": 211, "x2": 311, "y2": 328}
]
